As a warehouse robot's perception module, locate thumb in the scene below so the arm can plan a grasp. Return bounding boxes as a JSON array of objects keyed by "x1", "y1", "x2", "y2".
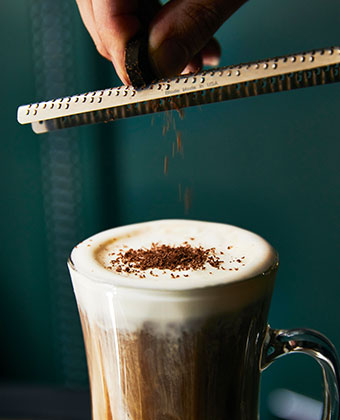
[{"x1": 149, "y1": 0, "x2": 246, "y2": 78}]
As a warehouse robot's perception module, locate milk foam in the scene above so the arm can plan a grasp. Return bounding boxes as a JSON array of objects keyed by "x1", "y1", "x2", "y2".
[
  {"x1": 69, "y1": 220, "x2": 278, "y2": 331},
  {"x1": 71, "y1": 219, "x2": 277, "y2": 290}
]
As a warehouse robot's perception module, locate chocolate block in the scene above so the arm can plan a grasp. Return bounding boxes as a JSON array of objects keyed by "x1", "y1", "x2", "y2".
[{"x1": 125, "y1": 31, "x2": 157, "y2": 88}]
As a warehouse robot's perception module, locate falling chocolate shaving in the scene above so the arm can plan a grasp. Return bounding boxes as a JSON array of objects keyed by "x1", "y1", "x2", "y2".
[
  {"x1": 164, "y1": 155, "x2": 168, "y2": 175},
  {"x1": 184, "y1": 188, "x2": 191, "y2": 213},
  {"x1": 176, "y1": 131, "x2": 182, "y2": 153}
]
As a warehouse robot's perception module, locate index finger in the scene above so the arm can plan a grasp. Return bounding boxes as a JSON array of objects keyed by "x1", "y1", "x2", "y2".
[{"x1": 91, "y1": 0, "x2": 160, "y2": 84}]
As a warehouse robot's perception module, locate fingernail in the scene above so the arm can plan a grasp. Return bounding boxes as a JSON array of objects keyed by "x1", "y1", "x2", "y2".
[
  {"x1": 150, "y1": 39, "x2": 189, "y2": 78},
  {"x1": 205, "y1": 56, "x2": 220, "y2": 66}
]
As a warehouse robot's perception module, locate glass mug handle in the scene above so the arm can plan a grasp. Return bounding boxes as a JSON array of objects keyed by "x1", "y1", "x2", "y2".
[{"x1": 261, "y1": 327, "x2": 340, "y2": 419}]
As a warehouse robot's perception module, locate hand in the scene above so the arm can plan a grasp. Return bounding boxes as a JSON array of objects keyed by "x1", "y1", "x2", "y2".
[{"x1": 75, "y1": 0, "x2": 247, "y2": 85}]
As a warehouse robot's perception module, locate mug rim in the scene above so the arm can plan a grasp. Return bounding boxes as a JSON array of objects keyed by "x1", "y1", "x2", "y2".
[{"x1": 68, "y1": 254, "x2": 279, "y2": 294}]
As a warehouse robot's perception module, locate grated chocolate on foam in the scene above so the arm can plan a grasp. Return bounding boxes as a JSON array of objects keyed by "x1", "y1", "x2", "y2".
[{"x1": 108, "y1": 243, "x2": 223, "y2": 275}]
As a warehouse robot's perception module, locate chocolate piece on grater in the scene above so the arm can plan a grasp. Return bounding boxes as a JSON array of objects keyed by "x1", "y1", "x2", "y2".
[{"x1": 125, "y1": 31, "x2": 157, "y2": 88}]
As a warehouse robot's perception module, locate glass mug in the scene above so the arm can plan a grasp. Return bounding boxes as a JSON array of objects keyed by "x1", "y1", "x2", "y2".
[{"x1": 68, "y1": 220, "x2": 340, "y2": 420}]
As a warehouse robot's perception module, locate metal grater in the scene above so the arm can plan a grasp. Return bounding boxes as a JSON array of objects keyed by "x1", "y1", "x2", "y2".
[{"x1": 17, "y1": 46, "x2": 340, "y2": 134}]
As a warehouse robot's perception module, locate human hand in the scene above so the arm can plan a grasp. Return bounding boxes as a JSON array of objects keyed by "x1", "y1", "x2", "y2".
[{"x1": 75, "y1": 0, "x2": 247, "y2": 85}]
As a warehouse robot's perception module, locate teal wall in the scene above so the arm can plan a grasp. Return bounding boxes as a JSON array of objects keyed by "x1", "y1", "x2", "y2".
[{"x1": 1, "y1": 0, "x2": 339, "y2": 417}]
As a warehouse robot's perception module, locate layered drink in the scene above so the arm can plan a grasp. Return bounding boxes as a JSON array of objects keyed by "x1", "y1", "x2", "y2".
[{"x1": 69, "y1": 219, "x2": 278, "y2": 420}]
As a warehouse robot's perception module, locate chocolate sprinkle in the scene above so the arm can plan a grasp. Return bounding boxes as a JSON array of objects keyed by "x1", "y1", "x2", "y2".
[{"x1": 109, "y1": 243, "x2": 223, "y2": 275}]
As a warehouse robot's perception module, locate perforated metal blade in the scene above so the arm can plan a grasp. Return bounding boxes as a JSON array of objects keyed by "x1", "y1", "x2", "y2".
[{"x1": 17, "y1": 46, "x2": 340, "y2": 134}]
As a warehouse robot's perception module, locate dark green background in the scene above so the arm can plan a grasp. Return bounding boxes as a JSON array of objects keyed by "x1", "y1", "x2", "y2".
[{"x1": 1, "y1": 0, "x2": 339, "y2": 418}]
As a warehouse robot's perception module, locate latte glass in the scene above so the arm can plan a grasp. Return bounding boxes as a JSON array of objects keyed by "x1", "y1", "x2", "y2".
[{"x1": 68, "y1": 221, "x2": 340, "y2": 420}]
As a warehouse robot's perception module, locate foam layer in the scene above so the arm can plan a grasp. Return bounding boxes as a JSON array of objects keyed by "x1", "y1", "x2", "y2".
[
  {"x1": 69, "y1": 220, "x2": 278, "y2": 330},
  {"x1": 70, "y1": 219, "x2": 277, "y2": 290}
]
